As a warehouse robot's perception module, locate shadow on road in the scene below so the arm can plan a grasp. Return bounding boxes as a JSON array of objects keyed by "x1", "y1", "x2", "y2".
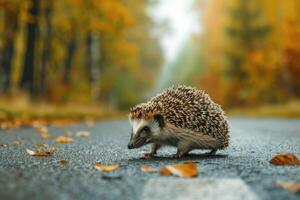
[{"x1": 127, "y1": 153, "x2": 228, "y2": 163}]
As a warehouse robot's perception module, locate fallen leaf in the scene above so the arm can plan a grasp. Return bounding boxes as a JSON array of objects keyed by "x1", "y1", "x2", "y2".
[
  {"x1": 270, "y1": 153, "x2": 300, "y2": 166},
  {"x1": 75, "y1": 131, "x2": 90, "y2": 137},
  {"x1": 160, "y1": 161, "x2": 198, "y2": 177},
  {"x1": 94, "y1": 163, "x2": 120, "y2": 172},
  {"x1": 277, "y1": 181, "x2": 300, "y2": 193},
  {"x1": 35, "y1": 126, "x2": 48, "y2": 133},
  {"x1": 11, "y1": 140, "x2": 23, "y2": 145},
  {"x1": 54, "y1": 136, "x2": 74, "y2": 143},
  {"x1": 40, "y1": 132, "x2": 53, "y2": 139},
  {"x1": 48, "y1": 146, "x2": 57, "y2": 153},
  {"x1": 34, "y1": 143, "x2": 48, "y2": 148},
  {"x1": 0, "y1": 144, "x2": 8, "y2": 147},
  {"x1": 26, "y1": 149, "x2": 51, "y2": 156},
  {"x1": 140, "y1": 165, "x2": 159, "y2": 173},
  {"x1": 64, "y1": 130, "x2": 73, "y2": 136},
  {"x1": 58, "y1": 160, "x2": 69, "y2": 165}
]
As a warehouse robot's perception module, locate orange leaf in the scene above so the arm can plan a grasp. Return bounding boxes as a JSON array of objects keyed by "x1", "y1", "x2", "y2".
[
  {"x1": 11, "y1": 140, "x2": 23, "y2": 145},
  {"x1": 270, "y1": 153, "x2": 300, "y2": 166},
  {"x1": 64, "y1": 130, "x2": 73, "y2": 136},
  {"x1": 40, "y1": 132, "x2": 53, "y2": 139},
  {"x1": 75, "y1": 131, "x2": 90, "y2": 137},
  {"x1": 160, "y1": 161, "x2": 198, "y2": 177},
  {"x1": 34, "y1": 143, "x2": 48, "y2": 148},
  {"x1": 277, "y1": 182, "x2": 300, "y2": 193},
  {"x1": 26, "y1": 149, "x2": 51, "y2": 157},
  {"x1": 140, "y1": 165, "x2": 159, "y2": 173},
  {"x1": 54, "y1": 136, "x2": 74, "y2": 143},
  {"x1": 35, "y1": 126, "x2": 48, "y2": 133},
  {"x1": 58, "y1": 160, "x2": 69, "y2": 165},
  {"x1": 94, "y1": 163, "x2": 120, "y2": 172}
]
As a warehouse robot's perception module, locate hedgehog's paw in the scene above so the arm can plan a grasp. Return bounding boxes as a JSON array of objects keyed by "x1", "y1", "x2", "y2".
[
  {"x1": 143, "y1": 152, "x2": 156, "y2": 158},
  {"x1": 203, "y1": 149, "x2": 217, "y2": 156},
  {"x1": 171, "y1": 148, "x2": 190, "y2": 158},
  {"x1": 209, "y1": 149, "x2": 217, "y2": 155}
]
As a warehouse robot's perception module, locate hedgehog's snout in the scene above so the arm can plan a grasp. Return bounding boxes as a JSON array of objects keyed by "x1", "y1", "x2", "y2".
[{"x1": 128, "y1": 143, "x2": 134, "y2": 149}]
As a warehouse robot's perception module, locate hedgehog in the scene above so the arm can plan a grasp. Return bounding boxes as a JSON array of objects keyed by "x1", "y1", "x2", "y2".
[{"x1": 127, "y1": 85, "x2": 229, "y2": 158}]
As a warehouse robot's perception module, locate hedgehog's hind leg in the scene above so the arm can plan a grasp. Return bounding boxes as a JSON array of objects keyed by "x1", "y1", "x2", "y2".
[
  {"x1": 172, "y1": 142, "x2": 192, "y2": 158},
  {"x1": 209, "y1": 149, "x2": 217, "y2": 155}
]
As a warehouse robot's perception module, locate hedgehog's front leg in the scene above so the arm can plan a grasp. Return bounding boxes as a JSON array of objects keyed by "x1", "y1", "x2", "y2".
[
  {"x1": 209, "y1": 149, "x2": 217, "y2": 155},
  {"x1": 172, "y1": 142, "x2": 192, "y2": 158},
  {"x1": 144, "y1": 143, "x2": 161, "y2": 158}
]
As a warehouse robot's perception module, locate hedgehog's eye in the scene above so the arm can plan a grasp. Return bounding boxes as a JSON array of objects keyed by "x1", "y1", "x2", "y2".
[{"x1": 142, "y1": 126, "x2": 150, "y2": 133}]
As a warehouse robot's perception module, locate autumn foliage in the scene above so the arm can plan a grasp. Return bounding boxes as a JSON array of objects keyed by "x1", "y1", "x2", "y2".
[
  {"x1": 0, "y1": 0, "x2": 163, "y2": 108},
  {"x1": 190, "y1": 0, "x2": 300, "y2": 108}
]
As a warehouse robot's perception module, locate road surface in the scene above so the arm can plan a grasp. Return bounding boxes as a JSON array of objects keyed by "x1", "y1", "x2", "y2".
[{"x1": 0, "y1": 118, "x2": 299, "y2": 200}]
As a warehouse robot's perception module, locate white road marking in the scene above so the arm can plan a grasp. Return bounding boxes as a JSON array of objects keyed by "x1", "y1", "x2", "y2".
[{"x1": 141, "y1": 178, "x2": 259, "y2": 200}]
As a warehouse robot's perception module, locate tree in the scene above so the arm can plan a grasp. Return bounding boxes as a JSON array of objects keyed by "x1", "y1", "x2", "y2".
[
  {"x1": 20, "y1": 0, "x2": 40, "y2": 96},
  {"x1": 225, "y1": 0, "x2": 270, "y2": 106},
  {"x1": 39, "y1": 0, "x2": 53, "y2": 97},
  {"x1": 0, "y1": 0, "x2": 19, "y2": 93}
]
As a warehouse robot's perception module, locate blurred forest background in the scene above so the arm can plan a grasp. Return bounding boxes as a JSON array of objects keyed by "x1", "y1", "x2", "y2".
[{"x1": 0, "y1": 0, "x2": 300, "y2": 123}]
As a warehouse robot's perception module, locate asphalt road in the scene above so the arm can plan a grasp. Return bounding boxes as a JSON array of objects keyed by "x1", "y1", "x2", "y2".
[{"x1": 0, "y1": 118, "x2": 299, "y2": 200}]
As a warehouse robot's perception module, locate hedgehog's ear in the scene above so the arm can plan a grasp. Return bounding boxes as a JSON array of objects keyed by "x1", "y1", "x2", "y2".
[{"x1": 154, "y1": 114, "x2": 164, "y2": 128}]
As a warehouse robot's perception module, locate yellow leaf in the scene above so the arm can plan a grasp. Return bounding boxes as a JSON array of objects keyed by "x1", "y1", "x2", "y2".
[
  {"x1": 75, "y1": 131, "x2": 90, "y2": 137},
  {"x1": 34, "y1": 143, "x2": 48, "y2": 148},
  {"x1": 94, "y1": 163, "x2": 120, "y2": 172},
  {"x1": 277, "y1": 181, "x2": 300, "y2": 193},
  {"x1": 40, "y1": 132, "x2": 53, "y2": 139},
  {"x1": 140, "y1": 165, "x2": 159, "y2": 173},
  {"x1": 11, "y1": 140, "x2": 23, "y2": 145},
  {"x1": 160, "y1": 161, "x2": 198, "y2": 177},
  {"x1": 26, "y1": 149, "x2": 51, "y2": 157},
  {"x1": 54, "y1": 136, "x2": 74, "y2": 143},
  {"x1": 64, "y1": 130, "x2": 73, "y2": 136},
  {"x1": 35, "y1": 126, "x2": 48, "y2": 133}
]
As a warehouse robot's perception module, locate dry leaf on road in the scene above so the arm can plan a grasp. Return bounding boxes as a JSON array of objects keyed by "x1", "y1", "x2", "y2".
[
  {"x1": 54, "y1": 136, "x2": 74, "y2": 143},
  {"x1": 140, "y1": 165, "x2": 160, "y2": 173},
  {"x1": 58, "y1": 160, "x2": 69, "y2": 165},
  {"x1": 26, "y1": 149, "x2": 51, "y2": 156},
  {"x1": 11, "y1": 140, "x2": 23, "y2": 145},
  {"x1": 160, "y1": 161, "x2": 198, "y2": 177},
  {"x1": 40, "y1": 132, "x2": 53, "y2": 139},
  {"x1": 270, "y1": 153, "x2": 300, "y2": 166},
  {"x1": 64, "y1": 130, "x2": 73, "y2": 136},
  {"x1": 94, "y1": 163, "x2": 120, "y2": 172},
  {"x1": 75, "y1": 131, "x2": 90, "y2": 137},
  {"x1": 277, "y1": 181, "x2": 300, "y2": 193},
  {"x1": 35, "y1": 126, "x2": 48, "y2": 133},
  {"x1": 34, "y1": 143, "x2": 48, "y2": 148}
]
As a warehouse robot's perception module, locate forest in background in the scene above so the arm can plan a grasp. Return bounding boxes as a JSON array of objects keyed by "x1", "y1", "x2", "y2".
[
  {"x1": 0, "y1": 0, "x2": 163, "y2": 110},
  {"x1": 0, "y1": 0, "x2": 300, "y2": 122},
  {"x1": 173, "y1": 0, "x2": 300, "y2": 109}
]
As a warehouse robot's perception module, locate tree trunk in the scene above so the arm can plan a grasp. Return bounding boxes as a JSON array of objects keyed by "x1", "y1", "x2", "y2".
[
  {"x1": 1, "y1": 4, "x2": 19, "y2": 93},
  {"x1": 63, "y1": 36, "x2": 76, "y2": 85},
  {"x1": 40, "y1": 0, "x2": 53, "y2": 97},
  {"x1": 86, "y1": 31, "x2": 101, "y2": 100},
  {"x1": 20, "y1": 0, "x2": 39, "y2": 96},
  {"x1": 86, "y1": 31, "x2": 93, "y2": 85}
]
